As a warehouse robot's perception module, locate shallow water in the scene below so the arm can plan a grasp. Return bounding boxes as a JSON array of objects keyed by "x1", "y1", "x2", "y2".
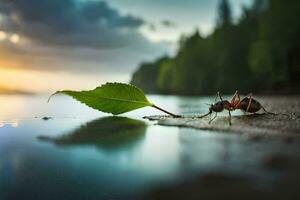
[{"x1": 0, "y1": 94, "x2": 299, "y2": 199}]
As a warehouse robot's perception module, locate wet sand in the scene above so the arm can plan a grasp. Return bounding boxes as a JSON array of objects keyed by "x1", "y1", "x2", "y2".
[
  {"x1": 144, "y1": 96, "x2": 300, "y2": 200},
  {"x1": 145, "y1": 96, "x2": 300, "y2": 136}
]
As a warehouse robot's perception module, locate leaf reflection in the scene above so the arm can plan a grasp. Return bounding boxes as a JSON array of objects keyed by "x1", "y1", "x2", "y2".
[{"x1": 38, "y1": 116, "x2": 146, "y2": 150}]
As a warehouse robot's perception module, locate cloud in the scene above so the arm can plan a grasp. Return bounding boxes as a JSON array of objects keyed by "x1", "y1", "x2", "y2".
[
  {"x1": 0, "y1": 0, "x2": 149, "y2": 48},
  {"x1": 147, "y1": 23, "x2": 156, "y2": 32},
  {"x1": 81, "y1": 1, "x2": 144, "y2": 28},
  {"x1": 0, "y1": 0, "x2": 170, "y2": 74}
]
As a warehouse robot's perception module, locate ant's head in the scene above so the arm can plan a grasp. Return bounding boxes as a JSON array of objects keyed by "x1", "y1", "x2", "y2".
[{"x1": 209, "y1": 100, "x2": 230, "y2": 112}]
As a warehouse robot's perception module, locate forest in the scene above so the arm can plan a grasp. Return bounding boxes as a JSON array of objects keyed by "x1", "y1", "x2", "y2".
[{"x1": 131, "y1": 0, "x2": 300, "y2": 95}]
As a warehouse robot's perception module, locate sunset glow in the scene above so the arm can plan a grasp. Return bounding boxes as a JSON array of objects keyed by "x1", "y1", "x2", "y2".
[
  {"x1": 0, "y1": 68, "x2": 129, "y2": 94},
  {"x1": 9, "y1": 33, "x2": 20, "y2": 43},
  {"x1": 0, "y1": 31, "x2": 6, "y2": 41},
  {"x1": 0, "y1": 0, "x2": 255, "y2": 95}
]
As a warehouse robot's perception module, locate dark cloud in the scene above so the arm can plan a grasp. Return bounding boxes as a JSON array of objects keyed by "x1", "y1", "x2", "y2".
[
  {"x1": 161, "y1": 19, "x2": 176, "y2": 27},
  {"x1": 0, "y1": 0, "x2": 149, "y2": 48},
  {"x1": 0, "y1": 0, "x2": 171, "y2": 75},
  {"x1": 0, "y1": 1, "x2": 8, "y2": 13},
  {"x1": 81, "y1": 1, "x2": 144, "y2": 28}
]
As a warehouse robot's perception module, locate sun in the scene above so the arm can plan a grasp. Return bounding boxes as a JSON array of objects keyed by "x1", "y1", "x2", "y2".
[
  {"x1": 0, "y1": 31, "x2": 7, "y2": 41},
  {"x1": 10, "y1": 33, "x2": 20, "y2": 43},
  {"x1": 0, "y1": 32, "x2": 21, "y2": 43}
]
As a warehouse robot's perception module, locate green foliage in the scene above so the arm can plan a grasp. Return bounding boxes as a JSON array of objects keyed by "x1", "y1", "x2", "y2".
[
  {"x1": 49, "y1": 82, "x2": 152, "y2": 115},
  {"x1": 130, "y1": 57, "x2": 169, "y2": 93},
  {"x1": 249, "y1": 41, "x2": 272, "y2": 75},
  {"x1": 156, "y1": 58, "x2": 174, "y2": 93},
  {"x1": 217, "y1": 0, "x2": 232, "y2": 27},
  {"x1": 130, "y1": 0, "x2": 300, "y2": 95}
]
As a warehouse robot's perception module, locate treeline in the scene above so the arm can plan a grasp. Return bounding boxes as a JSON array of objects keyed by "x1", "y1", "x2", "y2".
[{"x1": 131, "y1": 0, "x2": 300, "y2": 95}]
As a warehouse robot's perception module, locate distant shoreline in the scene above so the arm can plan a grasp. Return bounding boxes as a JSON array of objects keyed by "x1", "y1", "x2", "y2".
[
  {"x1": 141, "y1": 85, "x2": 300, "y2": 96},
  {"x1": 0, "y1": 90, "x2": 35, "y2": 95}
]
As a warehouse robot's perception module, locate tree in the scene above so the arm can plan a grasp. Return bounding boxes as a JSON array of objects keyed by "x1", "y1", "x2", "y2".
[
  {"x1": 130, "y1": 0, "x2": 300, "y2": 95},
  {"x1": 217, "y1": 0, "x2": 232, "y2": 28}
]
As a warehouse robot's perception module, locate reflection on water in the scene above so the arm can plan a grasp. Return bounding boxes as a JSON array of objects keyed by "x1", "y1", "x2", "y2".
[
  {"x1": 0, "y1": 120, "x2": 18, "y2": 128},
  {"x1": 38, "y1": 117, "x2": 146, "y2": 151},
  {"x1": 0, "y1": 95, "x2": 299, "y2": 200}
]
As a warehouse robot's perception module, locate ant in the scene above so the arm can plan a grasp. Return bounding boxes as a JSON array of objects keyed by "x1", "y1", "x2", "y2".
[{"x1": 199, "y1": 91, "x2": 275, "y2": 125}]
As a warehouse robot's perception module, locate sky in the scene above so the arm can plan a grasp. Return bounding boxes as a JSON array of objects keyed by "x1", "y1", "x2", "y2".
[{"x1": 0, "y1": 0, "x2": 252, "y2": 93}]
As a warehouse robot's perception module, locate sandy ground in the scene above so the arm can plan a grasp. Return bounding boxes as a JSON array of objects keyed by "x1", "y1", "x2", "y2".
[{"x1": 145, "y1": 96, "x2": 300, "y2": 136}]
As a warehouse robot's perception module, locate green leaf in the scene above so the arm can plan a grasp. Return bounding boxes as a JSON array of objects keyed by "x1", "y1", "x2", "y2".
[{"x1": 49, "y1": 82, "x2": 153, "y2": 115}]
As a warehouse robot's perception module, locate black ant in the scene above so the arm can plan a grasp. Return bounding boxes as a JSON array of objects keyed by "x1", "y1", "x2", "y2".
[{"x1": 199, "y1": 91, "x2": 275, "y2": 125}]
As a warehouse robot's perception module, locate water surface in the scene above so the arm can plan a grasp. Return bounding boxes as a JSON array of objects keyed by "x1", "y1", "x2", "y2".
[{"x1": 0, "y1": 95, "x2": 298, "y2": 199}]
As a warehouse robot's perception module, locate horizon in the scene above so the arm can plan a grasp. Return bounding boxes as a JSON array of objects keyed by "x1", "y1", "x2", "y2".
[{"x1": 0, "y1": 0, "x2": 252, "y2": 94}]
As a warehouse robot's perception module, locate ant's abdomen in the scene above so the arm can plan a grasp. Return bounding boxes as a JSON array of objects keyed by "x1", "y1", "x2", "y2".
[{"x1": 239, "y1": 98, "x2": 261, "y2": 113}]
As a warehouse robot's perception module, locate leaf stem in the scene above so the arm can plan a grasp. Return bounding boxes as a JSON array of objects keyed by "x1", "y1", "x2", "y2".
[{"x1": 151, "y1": 104, "x2": 181, "y2": 118}]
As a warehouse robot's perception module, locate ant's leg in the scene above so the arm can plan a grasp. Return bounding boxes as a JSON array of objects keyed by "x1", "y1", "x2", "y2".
[
  {"x1": 215, "y1": 92, "x2": 223, "y2": 102},
  {"x1": 246, "y1": 94, "x2": 253, "y2": 112},
  {"x1": 261, "y1": 106, "x2": 276, "y2": 115},
  {"x1": 219, "y1": 92, "x2": 223, "y2": 101},
  {"x1": 230, "y1": 90, "x2": 241, "y2": 110},
  {"x1": 214, "y1": 92, "x2": 219, "y2": 102},
  {"x1": 241, "y1": 110, "x2": 247, "y2": 115},
  {"x1": 209, "y1": 113, "x2": 218, "y2": 124},
  {"x1": 236, "y1": 91, "x2": 241, "y2": 106},
  {"x1": 234, "y1": 92, "x2": 241, "y2": 109},
  {"x1": 229, "y1": 111, "x2": 231, "y2": 125},
  {"x1": 231, "y1": 90, "x2": 241, "y2": 109},
  {"x1": 262, "y1": 106, "x2": 289, "y2": 117},
  {"x1": 237, "y1": 91, "x2": 241, "y2": 101},
  {"x1": 230, "y1": 90, "x2": 238, "y2": 104},
  {"x1": 197, "y1": 111, "x2": 211, "y2": 118}
]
